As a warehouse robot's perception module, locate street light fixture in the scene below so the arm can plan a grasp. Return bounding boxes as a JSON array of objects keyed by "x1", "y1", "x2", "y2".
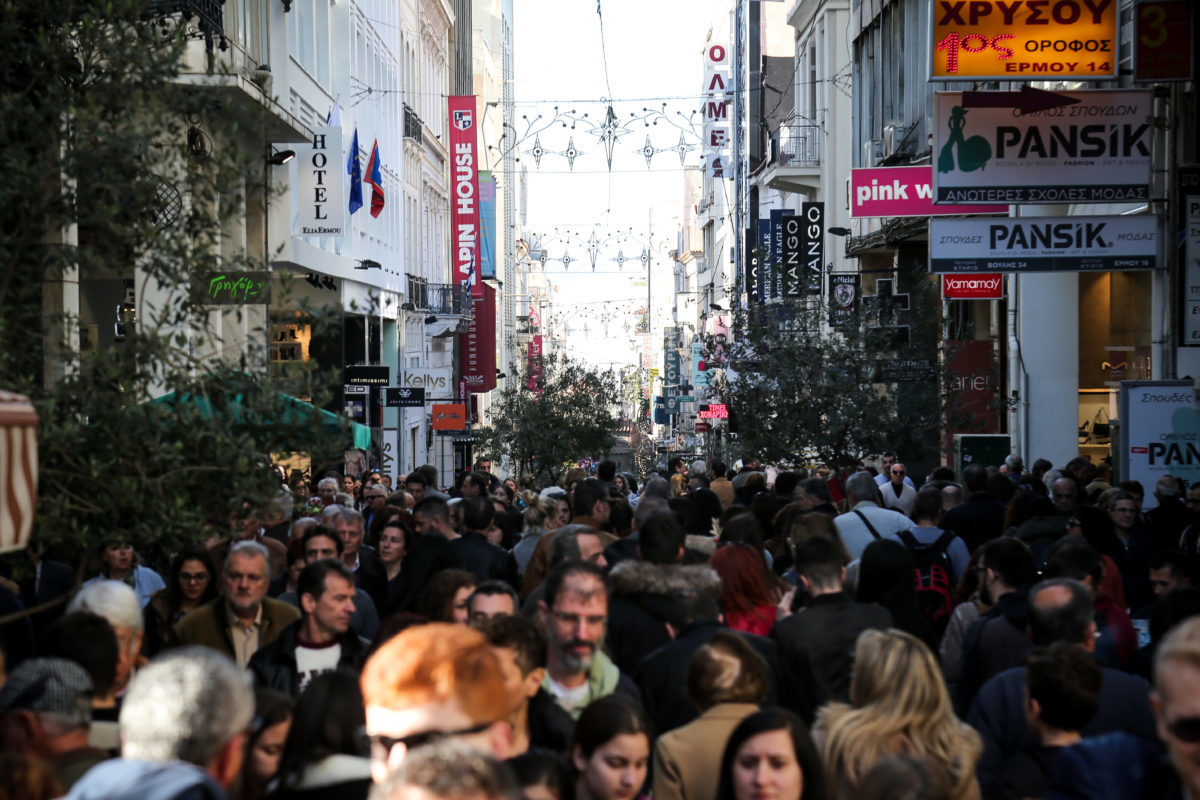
[{"x1": 266, "y1": 146, "x2": 295, "y2": 166}]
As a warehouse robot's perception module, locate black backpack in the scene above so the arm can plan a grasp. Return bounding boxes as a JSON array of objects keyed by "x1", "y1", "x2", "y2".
[{"x1": 898, "y1": 528, "x2": 957, "y2": 638}]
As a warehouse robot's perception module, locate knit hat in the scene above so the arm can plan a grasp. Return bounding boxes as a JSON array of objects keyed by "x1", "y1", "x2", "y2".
[{"x1": 0, "y1": 657, "x2": 93, "y2": 719}]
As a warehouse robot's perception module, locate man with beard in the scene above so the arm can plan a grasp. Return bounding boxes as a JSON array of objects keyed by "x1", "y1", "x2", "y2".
[{"x1": 537, "y1": 561, "x2": 640, "y2": 719}]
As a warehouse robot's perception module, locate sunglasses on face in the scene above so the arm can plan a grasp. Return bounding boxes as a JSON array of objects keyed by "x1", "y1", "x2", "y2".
[
  {"x1": 356, "y1": 721, "x2": 493, "y2": 759},
  {"x1": 1168, "y1": 716, "x2": 1200, "y2": 743}
]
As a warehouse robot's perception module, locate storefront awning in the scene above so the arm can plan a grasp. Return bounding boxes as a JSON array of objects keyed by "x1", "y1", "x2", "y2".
[{"x1": 148, "y1": 387, "x2": 371, "y2": 451}]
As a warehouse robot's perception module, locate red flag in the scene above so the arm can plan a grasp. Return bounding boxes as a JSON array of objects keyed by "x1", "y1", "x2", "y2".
[{"x1": 364, "y1": 139, "x2": 385, "y2": 218}]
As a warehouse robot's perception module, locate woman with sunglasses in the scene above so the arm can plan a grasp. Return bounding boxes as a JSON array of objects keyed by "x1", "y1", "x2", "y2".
[{"x1": 142, "y1": 544, "x2": 218, "y2": 657}]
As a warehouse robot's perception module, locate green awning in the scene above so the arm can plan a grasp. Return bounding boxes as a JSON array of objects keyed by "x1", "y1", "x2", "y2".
[{"x1": 148, "y1": 388, "x2": 371, "y2": 451}]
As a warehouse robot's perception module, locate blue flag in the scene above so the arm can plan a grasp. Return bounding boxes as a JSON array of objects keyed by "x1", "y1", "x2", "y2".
[{"x1": 347, "y1": 128, "x2": 363, "y2": 215}]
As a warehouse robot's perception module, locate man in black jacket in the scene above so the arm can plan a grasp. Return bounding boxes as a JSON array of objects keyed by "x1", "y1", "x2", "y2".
[
  {"x1": 941, "y1": 464, "x2": 1009, "y2": 553},
  {"x1": 250, "y1": 559, "x2": 366, "y2": 696},
  {"x1": 771, "y1": 536, "x2": 891, "y2": 704},
  {"x1": 452, "y1": 497, "x2": 520, "y2": 590},
  {"x1": 331, "y1": 507, "x2": 389, "y2": 612}
]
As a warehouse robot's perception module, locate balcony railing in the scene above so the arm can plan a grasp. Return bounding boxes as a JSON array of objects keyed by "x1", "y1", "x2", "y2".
[
  {"x1": 407, "y1": 277, "x2": 471, "y2": 317},
  {"x1": 404, "y1": 105, "x2": 424, "y2": 144},
  {"x1": 773, "y1": 125, "x2": 821, "y2": 167}
]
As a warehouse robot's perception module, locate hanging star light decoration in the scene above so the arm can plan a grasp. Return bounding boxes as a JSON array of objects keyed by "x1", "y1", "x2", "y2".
[
  {"x1": 562, "y1": 137, "x2": 582, "y2": 171},
  {"x1": 595, "y1": 104, "x2": 623, "y2": 170},
  {"x1": 524, "y1": 134, "x2": 547, "y2": 168},
  {"x1": 587, "y1": 231, "x2": 601, "y2": 271},
  {"x1": 637, "y1": 136, "x2": 657, "y2": 168},
  {"x1": 674, "y1": 132, "x2": 696, "y2": 165}
]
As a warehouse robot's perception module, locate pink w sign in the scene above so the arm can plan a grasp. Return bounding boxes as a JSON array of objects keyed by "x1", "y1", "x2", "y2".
[{"x1": 850, "y1": 166, "x2": 1007, "y2": 218}]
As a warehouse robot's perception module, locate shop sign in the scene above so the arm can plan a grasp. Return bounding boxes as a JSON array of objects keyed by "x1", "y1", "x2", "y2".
[
  {"x1": 932, "y1": 90, "x2": 1152, "y2": 205},
  {"x1": 1134, "y1": 0, "x2": 1193, "y2": 82},
  {"x1": 829, "y1": 274, "x2": 859, "y2": 328},
  {"x1": 344, "y1": 365, "x2": 390, "y2": 385},
  {"x1": 448, "y1": 96, "x2": 481, "y2": 288},
  {"x1": 479, "y1": 173, "x2": 497, "y2": 279},
  {"x1": 691, "y1": 343, "x2": 709, "y2": 387},
  {"x1": 1181, "y1": 167, "x2": 1200, "y2": 345},
  {"x1": 195, "y1": 271, "x2": 271, "y2": 305},
  {"x1": 385, "y1": 387, "x2": 425, "y2": 407},
  {"x1": 1120, "y1": 381, "x2": 1200, "y2": 510},
  {"x1": 931, "y1": 0, "x2": 1119, "y2": 81},
  {"x1": 929, "y1": 216, "x2": 1157, "y2": 273},
  {"x1": 695, "y1": 422, "x2": 711, "y2": 433},
  {"x1": 699, "y1": 403, "x2": 729, "y2": 419},
  {"x1": 460, "y1": 283, "x2": 497, "y2": 393},
  {"x1": 945, "y1": 341, "x2": 997, "y2": 434},
  {"x1": 395, "y1": 368, "x2": 452, "y2": 393},
  {"x1": 293, "y1": 128, "x2": 346, "y2": 237},
  {"x1": 343, "y1": 385, "x2": 367, "y2": 424},
  {"x1": 432, "y1": 403, "x2": 467, "y2": 431},
  {"x1": 851, "y1": 167, "x2": 1007, "y2": 218},
  {"x1": 943, "y1": 273, "x2": 1004, "y2": 299},
  {"x1": 745, "y1": 228, "x2": 761, "y2": 305},
  {"x1": 880, "y1": 358, "x2": 936, "y2": 382}
]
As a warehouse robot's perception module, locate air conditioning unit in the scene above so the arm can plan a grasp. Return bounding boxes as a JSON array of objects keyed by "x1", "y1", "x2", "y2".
[
  {"x1": 864, "y1": 139, "x2": 884, "y2": 167},
  {"x1": 883, "y1": 124, "x2": 912, "y2": 158}
]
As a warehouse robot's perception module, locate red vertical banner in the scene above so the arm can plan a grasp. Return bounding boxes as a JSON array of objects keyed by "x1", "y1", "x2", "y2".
[
  {"x1": 946, "y1": 340, "x2": 997, "y2": 434},
  {"x1": 527, "y1": 334, "x2": 544, "y2": 393},
  {"x1": 448, "y1": 96, "x2": 481, "y2": 291},
  {"x1": 461, "y1": 283, "x2": 496, "y2": 392}
]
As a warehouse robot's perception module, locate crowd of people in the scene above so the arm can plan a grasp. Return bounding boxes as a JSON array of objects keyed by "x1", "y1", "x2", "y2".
[{"x1": 1, "y1": 451, "x2": 1200, "y2": 800}]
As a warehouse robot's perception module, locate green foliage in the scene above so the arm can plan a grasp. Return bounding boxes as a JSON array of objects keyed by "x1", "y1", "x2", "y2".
[
  {"x1": 0, "y1": 0, "x2": 348, "y2": 558},
  {"x1": 723, "y1": 291, "x2": 942, "y2": 469},
  {"x1": 476, "y1": 353, "x2": 619, "y2": 486}
]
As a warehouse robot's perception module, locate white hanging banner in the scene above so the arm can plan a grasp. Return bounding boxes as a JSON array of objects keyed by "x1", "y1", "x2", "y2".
[{"x1": 293, "y1": 127, "x2": 346, "y2": 237}]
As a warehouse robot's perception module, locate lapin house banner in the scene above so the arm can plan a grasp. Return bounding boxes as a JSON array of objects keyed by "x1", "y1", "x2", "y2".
[{"x1": 449, "y1": 96, "x2": 481, "y2": 291}]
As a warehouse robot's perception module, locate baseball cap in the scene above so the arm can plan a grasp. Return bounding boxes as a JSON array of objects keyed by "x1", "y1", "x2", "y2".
[{"x1": 0, "y1": 657, "x2": 93, "y2": 718}]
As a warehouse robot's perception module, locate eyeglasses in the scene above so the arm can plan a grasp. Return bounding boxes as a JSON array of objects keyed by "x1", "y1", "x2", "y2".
[
  {"x1": 891, "y1": 470, "x2": 905, "y2": 475},
  {"x1": 179, "y1": 572, "x2": 210, "y2": 583},
  {"x1": 356, "y1": 722, "x2": 494, "y2": 759},
  {"x1": 1168, "y1": 716, "x2": 1200, "y2": 743}
]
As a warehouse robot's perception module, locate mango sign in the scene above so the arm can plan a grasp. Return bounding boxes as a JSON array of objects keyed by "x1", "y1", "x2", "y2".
[{"x1": 931, "y1": 0, "x2": 1118, "y2": 81}]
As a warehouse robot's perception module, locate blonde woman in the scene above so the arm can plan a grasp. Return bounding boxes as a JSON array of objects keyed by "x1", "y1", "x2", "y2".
[{"x1": 814, "y1": 629, "x2": 981, "y2": 800}]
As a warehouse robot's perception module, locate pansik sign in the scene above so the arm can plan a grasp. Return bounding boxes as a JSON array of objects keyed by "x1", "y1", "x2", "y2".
[
  {"x1": 932, "y1": 91, "x2": 1152, "y2": 205},
  {"x1": 293, "y1": 128, "x2": 346, "y2": 236},
  {"x1": 931, "y1": 0, "x2": 1118, "y2": 80},
  {"x1": 851, "y1": 166, "x2": 1007, "y2": 218},
  {"x1": 1120, "y1": 381, "x2": 1200, "y2": 510},
  {"x1": 929, "y1": 216, "x2": 1157, "y2": 273},
  {"x1": 943, "y1": 273, "x2": 1004, "y2": 299},
  {"x1": 448, "y1": 96, "x2": 481, "y2": 289}
]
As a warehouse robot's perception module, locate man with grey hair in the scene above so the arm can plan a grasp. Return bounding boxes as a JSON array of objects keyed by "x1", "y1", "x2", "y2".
[
  {"x1": 330, "y1": 506, "x2": 388, "y2": 610},
  {"x1": 1004, "y1": 453, "x2": 1024, "y2": 480},
  {"x1": 317, "y1": 476, "x2": 339, "y2": 504},
  {"x1": 175, "y1": 540, "x2": 299, "y2": 666},
  {"x1": 67, "y1": 580, "x2": 145, "y2": 702},
  {"x1": 833, "y1": 471, "x2": 912, "y2": 559},
  {"x1": 0, "y1": 657, "x2": 107, "y2": 790},
  {"x1": 65, "y1": 647, "x2": 253, "y2": 799},
  {"x1": 371, "y1": 739, "x2": 520, "y2": 800}
]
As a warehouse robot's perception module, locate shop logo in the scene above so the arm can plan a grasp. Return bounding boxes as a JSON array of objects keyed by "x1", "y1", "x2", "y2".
[
  {"x1": 453, "y1": 110, "x2": 473, "y2": 131},
  {"x1": 938, "y1": 106, "x2": 991, "y2": 174}
]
